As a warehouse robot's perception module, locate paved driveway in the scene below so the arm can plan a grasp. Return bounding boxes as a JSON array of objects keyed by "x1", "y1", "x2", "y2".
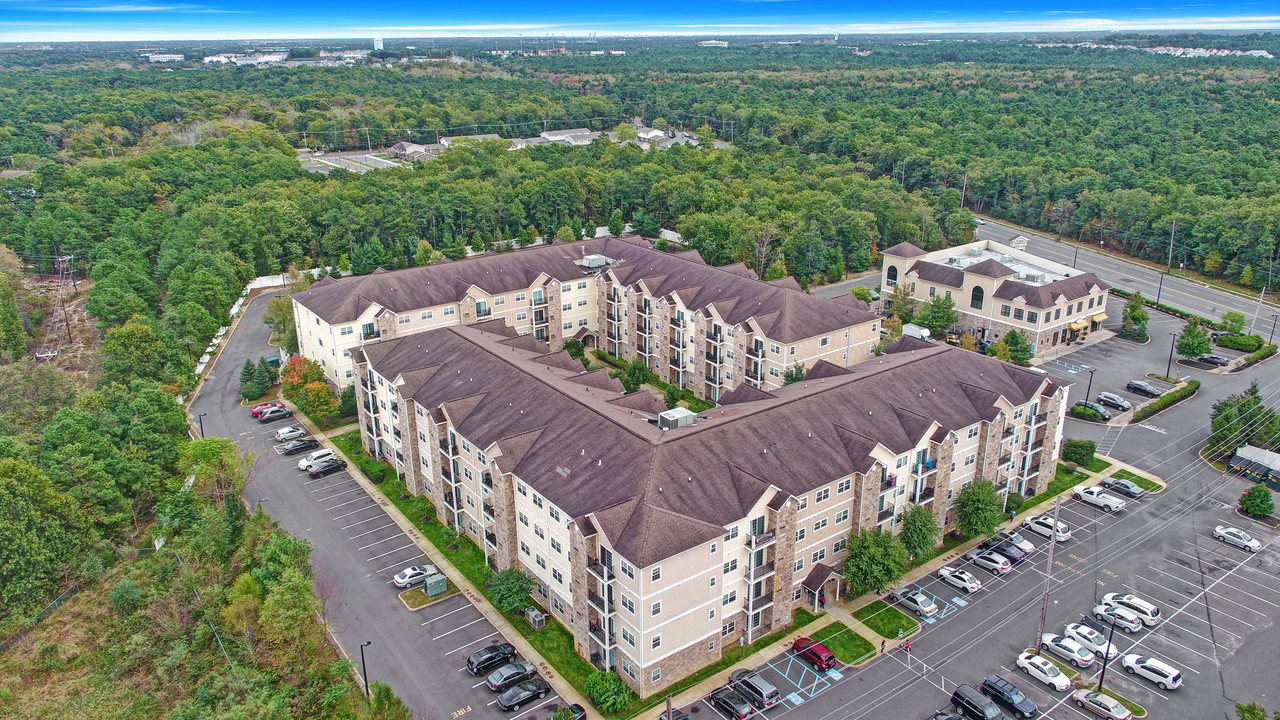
[{"x1": 190, "y1": 293, "x2": 561, "y2": 720}]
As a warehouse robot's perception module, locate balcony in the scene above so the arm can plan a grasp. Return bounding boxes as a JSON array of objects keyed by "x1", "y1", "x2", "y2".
[
  {"x1": 392, "y1": 428, "x2": 402, "y2": 440},
  {"x1": 669, "y1": 336, "x2": 687, "y2": 349},
  {"x1": 670, "y1": 356, "x2": 687, "y2": 370},
  {"x1": 532, "y1": 295, "x2": 547, "y2": 307},
  {"x1": 606, "y1": 311, "x2": 620, "y2": 322},
  {"x1": 912, "y1": 487, "x2": 936, "y2": 504},
  {"x1": 748, "y1": 532, "x2": 776, "y2": 550},
  {"x1": 668, "y1": 317, "x2": 683, "y2": 329},
  {"x1": 747, "y1": 345, "x2": 763, "y2": 359},
  {"x1": 999, "y1": 454, "x2": 1013, "y2": 467},
  {"x1": 705, "y1": 372, "x2": 720, "y2": 385},
  {"x1": 635, "y1": 302, "x2": 650, "y2": 316},
  {"x1": 746, "y1": 367, "x2": 761, "y2": 381},
  {"x1": 439, "y1": 439, "x2": 458, "y2": 456},
  {"x1": 444, "y1": 491, "x2": 458, "y2": 509},
  {"x1": 533, "y1": 312, "x2": 548, "y2": 326},
  {"x1": 911, "y1": 460, "x2": 937, "y2": 478},
  {"x1": 1030, "y1": 439, "x2": 1045, "y2": 452},
  {"x1": 440, "y1": 468, "x2": 452, "y2": 482},
  {"x1": 482, "y1": 472, "x2": 493, "y2": 489},
  {"x1": 1026, "y1": 460, "x2": 1042, "y2": 478},
  {"x1": 485, "y1": 531, "x2": 497, "y2": 547},
  {"x1": 709, "y1": 330, "x2": 723, "y2": 343},
  {"x1": 606, "y1": 330, "x2": 620, "y2": 341},
  {"x1": 748, "y1": 561, "x2": 776, "y2": 580},
  {"x1": 587, "y1": 591, "x2": 613, "y2": 615},
  {"x1": 705, "y1": 349, "x2": 722, "y2": 364},
  {"x1": 878, "y1": 507, "x2": 895, "y2": 523},
  {"x1": 476, "y1": 307, "x2": 492, "y2": 318},
  {"x1": 881, "y1": 474, "x2": 897, "y2": 492},
  {"x1": 390, "y1": 401, "x2": 399, "y2": 413},
  {"x1": 483, "y1": 502, "x2": 495, "y2": 520},
  {"x1": 1033, "y1": 412, "x2": 1049, "y2": 426},
  {"x1": 1002, "y1": 427, "x2": 1015, "y2": 440},
  {"x1": 360, "y1": 379, "x2": 370, "y2": 391},
  {"x1": 587, "y1": 559, "x2": 615, "y2": 582},
  {"x1": 588, "y1": 624, "x2": 616, "y2": 648},
  {"x1": 362, "y1": 329, "x2": 381, "y2": 340},
  {"x1": 745, "y1": 596, "x2": 773, "y2": 613}
]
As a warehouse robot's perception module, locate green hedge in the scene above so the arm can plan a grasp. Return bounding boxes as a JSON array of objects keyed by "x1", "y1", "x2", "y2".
[
  {"x1": 1070, "y1": 405, "x2": 1103, "y2": 421},
  {"x1": 1132, "y1": 380, "x2": 1200, "y2": 421},
  {"x1": 1240, "y1": 343, "x2": 1278, "y2": 369},
  {"x1": 1216, "y1": 334, "x2": 1264, "y2": 352}
]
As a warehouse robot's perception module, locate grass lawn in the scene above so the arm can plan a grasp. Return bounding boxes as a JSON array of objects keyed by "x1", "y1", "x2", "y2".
[
  {"x1": 1023, "y1": 464, "x2": 1086, "y2": 512},
  {"x1": 1084, "y1": 685, "x2": 1148, "y2": 718},
  {"x1": 810, "y1": 623, "x2": 876, "y2": 665},
  {"x1": 852, "y1": 601, "x2": 919, "y2": 639},
  {"x1": 1086, "y1": 457, "x2": 1113, "y2": 473},
  {"x1": 1110, "y1": 469, "x2": 1163, "y2": 493}
]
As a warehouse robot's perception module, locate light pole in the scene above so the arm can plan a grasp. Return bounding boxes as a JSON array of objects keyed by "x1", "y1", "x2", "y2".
[
  {"x1": 1095, "y1": 617, "x2": 1119, "y2": 696},
  {"x1": 1166, "y1": 332, "x2": 1180, "y2": 380},
  {"x1": 1154, "y1": 272, "x2": 1165, "y2": 308},
  {"x1": 197, "y1": 413, "x2": 207, "y2": 438},
  {"x1": 359, "y1": 641, "x2": 372, "y2": 698},
  {"x1": 1270, "y1": 314, "x2": 1279, "y2": 346},
  {"x1": 1084, "y1": 368, "x2": 1096, "y2": 404}
]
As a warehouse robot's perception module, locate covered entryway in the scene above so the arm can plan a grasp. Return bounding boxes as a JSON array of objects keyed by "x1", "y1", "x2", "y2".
[{"x1": 801, "y1": 563, "x2": 843, "y2": 613}]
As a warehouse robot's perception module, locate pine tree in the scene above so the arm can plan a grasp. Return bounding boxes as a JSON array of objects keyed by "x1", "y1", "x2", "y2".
[
  {"x1": 257, "y1": 357, "x2": 276, "y2": 386},
  {"x1": 0, "y1": 278, "x2": 26, "y2": 361},
  {"x1": 608, "y1": 209, "x2": 625, "y2": 236}
]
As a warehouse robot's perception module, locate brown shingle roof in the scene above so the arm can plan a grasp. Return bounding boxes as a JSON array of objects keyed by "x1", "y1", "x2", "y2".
[
  {"x1": 362, "y1": 324, "x2": 1057, "y2": 566},
  {"x1": 966, "y1": 258, "x2": 1016, "y2": 278},
  {"x1": 882, "y1": 242, "x2": 927, "y2": 258},
  {"x1": 992, "y1": 273, "x2": 1110, "y2": 309},
  {"x1": 907, "y1": 260, "x2": 966, "y2": 288}
]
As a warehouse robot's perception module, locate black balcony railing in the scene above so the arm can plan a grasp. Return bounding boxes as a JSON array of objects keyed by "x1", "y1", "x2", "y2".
[
  {"x1": 483, "y1": 503, "x2": 495, "y2": 519},
  {"x1": 747, "y1": 345, "x2": 763, "y2": 358},
  {"x1": 1002, "y1": 427, "x2": 1015, "y2": 440},
  {"x1": 1031, "y1": 439, "x2": 1045, "y2": 451},
  {"x1": 999, "y1": 454, "x2": 1013, "y2": 466},
  {"x1": 476, "y1": 307, "x2": 492, "y2": 318},
  {"x1": 485, "y1": 531, "x2": 497, "y2": 547},
  {"x1": 669, "y1": 317, "x2": 682, "y2": 328},
  {"x1": 705, "y1": 349, "x2": 721, "y2": 363},
  {"x1": 749, "y1": 561, "x2": 776, "y2": 579},
  {"x1": 705, "y1": 372, "x2": 719, "y2": 384},
  {"x1": 878, "y1": 507, "x2": 895, "y2": 522},
  {"x1": 482, "y1": 472, "x2": 493, "y2": 489},
  {"x1": 1034, "y1": 412, "x2": 1049, "y2": 425},
  {"x1": 670, "y1": 357, "x2": 686, "y2": 369},
  {"x1": 588, "y1": 624, "x2": 615, "y2": 647},
  {"x1": 912, "y1": 487, "x2": 936, "y2": 503},
  {"x1": 881, "y1": 475, "x2": 896, "y2": 492},
  {"x1": 746, "y1": 367, "x2": 761, "y2": 381},
  {"x1": 587, "y1": 559, "x2": 614, "y2": 580},
  {"x1": 363, "y1": 330, "x2": 381, "y2": 340},
  {"x1": 533, "y1": 312, "x2": 548, "y2": 325},
  {"x1": 532, "y1": 295, "x2": 547, "y2": 307}
]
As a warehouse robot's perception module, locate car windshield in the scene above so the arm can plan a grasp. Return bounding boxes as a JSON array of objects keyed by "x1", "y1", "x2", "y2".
[
  {"x1": 1042, "y1": 663, "x2": 1059, "y2": 676},
  {"x1": 1009, "y1": 688, "x2": 1025, "y2": 701}
]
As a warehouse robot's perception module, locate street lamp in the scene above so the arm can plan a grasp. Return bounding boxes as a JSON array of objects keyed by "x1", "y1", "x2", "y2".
[
  {"x1": 197, "y1": 413, "x2": 207, "y2": 438},
  {"x1": 1084, "y1": 368, "x2": 1096, "y2": 404},
  {"x1": 359, "y1": 641, "x2": 372, "y2": 698},
  {"x1": 1154, "y1": 272, "x2": 1166, "y2": 308},
  {"x1": 1270, "y1": 314, "x2": 1279, "y2": 346},
  {"x1": 1166, "y1": 332, "x2": 1180, "y2": 381},
  {"x1": 184, "y1": 340, "x2": 194, "y2": 361}
]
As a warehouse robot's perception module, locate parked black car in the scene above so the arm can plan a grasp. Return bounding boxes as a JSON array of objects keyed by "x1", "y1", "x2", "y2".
[
  {"x1": 729, "y1": 669, "x2": 781, "y2": 710},
  {"x1": 486, "y1": 661, "x2": 538, "y2": 692},
  {"x1": 1125, "y1": 380, "x2": 1163, "y2": 398},
  {"x1": 496, "y1": 678, "x2": 550, "y2": 711},
  {"x1": 282, "y1": 437, "x2": 321, "y2": 455},
  {"x1": 708, "y1": 687, "x2": 757, "y2": 720},
  {"x1": 307, "y1": 458, "x2": 348, "y2": 478},
  {"x1": 978, "y1": 538, "x2": 1027, "y2": 564},
  {"x1": 980, "y1": 675, "x2": 1038, "y2": 719},
  {"x1": 1199, "y1": 354, "x2": 1231, "y2": 366},
  {"x1": 467, "y1": 643, "x2": 517, "y2": 676},
  {"x1": 1100, "y1": 477, "x2": 1146, "y2": 500}
]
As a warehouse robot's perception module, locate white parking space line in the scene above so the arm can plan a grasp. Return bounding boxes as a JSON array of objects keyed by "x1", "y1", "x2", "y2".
[
  {"x1": 323, "y1": 497, "x2": 370, "y2": 511},
  {"x1": 311, "y1": 481, "x2": 356, "y2": 493},
  {"x1": 508, "y1": 697, "x2": 557, "y2": 720},
  {"x1": 433, "y1": 616, "x2": 488, "y2": 641},
  {"x1": 341, "y1": 515, "x2": 389, "y2": 530},
  {"x1": 368, "y1": 543, "x2": 418, "y2": 561},
  {"x1": 1213, "y1": 576, "x2": 1280, "y2": 608},
  {"x1": 471, "y1": 679, "x2": 487, "y2": 689},
  {"x1": 446, "y1": 631, "x2": 499, "y2": 655},
  {"x1": 1222, "y1": 567, "x2": 1280, "y2": 598},
  {"x1": 357, "y1": 534, "x2": 407, "y2": 551},
  {"x1": 375, "y1": 553, "x2": 424, "y2": 572},
  {"x1": 302, "y1": 476, "x2": 332, "y2": 485},
  {"x1": 1202, "y1": 586, "x2": 1269, "y2": 619},
  {"x1": 348, "y1": 523, "x2": 397, "y2": 540},
  {"x1": 1133, "y1": 574, "x2": 1194, "y2": 604},
  {"x1": 422, "y1": 604, "x2": 475, "y2": 626},
  {"x1": 315, "y1": 487, "x2": 363, "y2": 500},
  {"x1": 333, "y1": 505, "x2": 378, "y2": 520},
  {"x1": 1139, "y1": 631, "x2": 1218, "y2": 665}
]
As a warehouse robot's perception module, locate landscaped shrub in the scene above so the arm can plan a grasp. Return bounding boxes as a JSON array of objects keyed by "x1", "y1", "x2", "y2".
[
  {"x1": 1240, "y1": 344, "x2": 1278, "y2": 369},
  {"x1": 1062, "y1": 439, "x2": 1097, "y2": 467},
  {"x1": 1216, "y1": 334, "x2": 1264, "y2": 352},
  {"x1": 584, "y1": 671, "x2": 634, "y2": 713},
  {"x1": 1241, "y1": 485, "x2": 1275, "y2": 518},
  {"x1": 109, "y1": 579, "x2": 144, "y2": 615},
  {"x1": 1133, "y1": 380, "x2": 1201, "y2": 421},
  {"x1": 1070, "y1": 405, "x2": 1102, "y2": 421}
]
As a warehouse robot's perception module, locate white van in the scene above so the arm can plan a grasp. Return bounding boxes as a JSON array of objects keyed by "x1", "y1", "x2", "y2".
[{"x1": 298, "y1": 448, "x2": 336, "y2": 471}]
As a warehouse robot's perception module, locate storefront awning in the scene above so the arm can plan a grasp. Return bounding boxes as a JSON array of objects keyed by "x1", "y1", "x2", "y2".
[
  {"x1": 1091, "y1": 313, "x2": 1108, "y2": 323},
  {"x1": 1069, "y1": 320, "x2": 1088, "y2": 330}
]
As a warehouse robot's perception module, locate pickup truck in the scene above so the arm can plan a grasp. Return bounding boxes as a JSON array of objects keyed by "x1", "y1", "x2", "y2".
[{"x1": 1072, "y1": 485, "x2": 1127, "y2": 512}]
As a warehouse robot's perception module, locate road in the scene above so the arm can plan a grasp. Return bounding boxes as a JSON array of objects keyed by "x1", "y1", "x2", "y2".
[
  {"x1": 190, "y1": 293, "x2": 563, "y2": 720},
  {"x1": 977, "y1": 220, "x2": 1279, "y2": 331}
]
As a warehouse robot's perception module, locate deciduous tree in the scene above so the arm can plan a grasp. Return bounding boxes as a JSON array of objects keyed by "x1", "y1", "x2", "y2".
[
  {"x1": 1176, "y1": 319, "x2": 1212, "y2": 360},
  {"x1": 841, "y1": 528, "x2": 909, "y2": 595},
  {"x1": 954, "y1": 479, "x2": 1004, "y2": 538},
  {"x1": 900, "y1": 504, "x2": 940, "y2": 560}
]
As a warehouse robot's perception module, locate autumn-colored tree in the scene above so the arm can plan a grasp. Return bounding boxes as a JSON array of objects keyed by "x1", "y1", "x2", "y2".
[
  {"x1": 281, "y1": 356, "x2": 327, "y2": 404},
  {"x1": 298, "y1": 381, "x2": 339, "y2": 419}
]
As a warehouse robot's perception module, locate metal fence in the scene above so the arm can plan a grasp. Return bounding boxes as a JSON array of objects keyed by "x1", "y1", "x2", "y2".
[{"x1": 0, "y1": 583, "x2": 83, "y2": 653}]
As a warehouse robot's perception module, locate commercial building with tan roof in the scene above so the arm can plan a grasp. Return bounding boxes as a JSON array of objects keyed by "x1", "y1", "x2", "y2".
[
  {"x1": 352, "y1": 321, "x2": 1069, "y2": 697},
  {"x1": 881, "y1": 238, "x2": 1111, "y2": 354},
  {"x1": 291, "y1": 235, "x2": 879, "y2": 400}
]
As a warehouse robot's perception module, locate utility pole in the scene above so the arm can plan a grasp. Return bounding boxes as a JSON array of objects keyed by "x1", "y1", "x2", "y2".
[
  {"x1": 1155, "y1": 272, "x2": 1165, "y2": 308},
  {"x1": 1095, "y1": 619, "x2": 1119, "y2": 695},
  {"x1": 364, "y1": 127, "x2": 372, "y2": 152},
  {"x1": 1167, "y1": 219, "x2": 1176, "y2": 272},
  {"x1": 1033, "y1": 498, "x2": 1063, "y2": 656},
  {"x1": 960, "y1": 172, "x2": 968, "y2": 209}
]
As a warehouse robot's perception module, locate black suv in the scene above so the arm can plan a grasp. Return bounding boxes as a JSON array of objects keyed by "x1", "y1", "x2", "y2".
[
  {"x1": 980, "y1": 675, "x2": 1038, "y2": 719},
  {"x1": 729, "y1": 669, "x2": 781, "y2": 710},
  {"x1": 282, "y1": 437, "x2": 321, "y2": 455},
  {"x1": 1125, "y1": 380, "x2": 1162, "y2": 398},
  {"x1": 466, "y1": 643, "x2": 517, "y2": 675},
  {"x1": 978, "y1": 539, "x2": 1026, "y2": 564}
]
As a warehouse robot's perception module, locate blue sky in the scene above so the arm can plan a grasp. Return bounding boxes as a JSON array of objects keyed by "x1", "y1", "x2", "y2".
[{"x1": 2, "y1": 0, "x2": 1278, "y2": 42}]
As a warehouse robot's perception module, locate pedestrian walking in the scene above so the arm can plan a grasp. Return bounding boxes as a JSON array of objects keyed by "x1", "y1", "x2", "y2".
[
  {"x1": 880, "y1": 640, "x2": 886, "y2": 655},
  {"x1": 818, "y1": 593, "x2": 826, "y2": 610}
]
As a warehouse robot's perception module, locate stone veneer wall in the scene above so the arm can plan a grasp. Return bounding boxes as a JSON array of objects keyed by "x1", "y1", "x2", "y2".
[{"x1": 768, "y1": 497, "x2": 798, "y2": 626}]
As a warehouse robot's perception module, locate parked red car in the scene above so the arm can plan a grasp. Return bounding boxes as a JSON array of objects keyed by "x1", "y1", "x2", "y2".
[
  {"x1": 792, "y1": 637, "x2": 838, "y2": 671},
  {"x1": 251, "y1": 401, "x2": 285, "y2": 418}
]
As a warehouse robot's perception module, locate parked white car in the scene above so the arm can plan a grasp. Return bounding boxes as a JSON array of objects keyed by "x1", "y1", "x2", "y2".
[
  {"x1": 1101, "y1": 593, "x2": 1160, "y2": 626},
  {"x1": 1092, "y1": 604, "x2": 1143, "y2": 634},
  {"x1": 937, "y1": 566, "x2": 983, "y2": 593},
  {"x1": 1041, "y1": 633, "x2": 1095, "y2": 668},
  {"x1": 1121, "y1": 654, "x2": 1183, "y2": 690},
  {"x1": 996, "y1": 529, "x2": 1036, "y2": 554},
  {"x1": 1073, "y1": 485, "x2": 1127, "y2": 512},
  {"x1": 1065, "y1": 623, "x2": 1119, "y2": 660},
  {"x1": 393, "y1": 564, "x2": 440, "y2": 588},
  {"x1": 1214, "y1": 525, "x2": 1262, "y2": 552},
  {"x1": 297, "y1": 448, "x2": 336, "y2": 471},
  {"x1": 1022, "y1": 514, "x2": 1071, "y2": 542},
  {"x1": 1016, "y1": 652, "x2": 1072, "y2": 692}
]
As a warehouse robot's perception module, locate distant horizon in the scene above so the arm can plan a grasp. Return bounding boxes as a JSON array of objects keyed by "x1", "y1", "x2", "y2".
[{"x1": 2, "y1": 0, "x2": 1279, "y2": 44}]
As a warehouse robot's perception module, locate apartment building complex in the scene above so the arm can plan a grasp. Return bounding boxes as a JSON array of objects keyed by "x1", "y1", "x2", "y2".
[
  {"x1": 290, "y1": 235, "x2": 879, "y2": 401},
  {"x1": 352, "y1": 321, "x2": 1068, "y2": 697},
  {"x1": 881, "y1": 239, "x2": 1111, "y2": 354}
]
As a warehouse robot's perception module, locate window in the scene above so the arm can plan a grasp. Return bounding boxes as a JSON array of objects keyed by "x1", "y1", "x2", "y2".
[
  {"x1": 724, "y1": 526, "x2": 739, "y2": 541},
  {"x1": 579, "y1": 319, "x2": 589, "y2": 326},
  {"x1": 562, "y1": 303, "x2": 572, "y2": 311},
  {"x1": 1027, "y1": 311, "x2": 1038, "y2": 323},
  {"x1": 789, "y1": 346, "x2": 796, "y2": 356},
  {"x1": 795, "y1": 528, "x2": 806, "y2": 542},
  {"x1": 563, "y1": 322, "x2": 572, "y2": 330},
  {"x1": 794, "y1": 559, "x2": 804, "y2": 573},
  {"x1": 723, "y1": 559, "x2": 738, "y2": 574},
  {"x1": 520, "y1": 542, "x2": 530, "y2": 555},
  {"x1": 551, "y1": 568, "x2": 563, "y2": 583},
  {"x1": 709, "y1": 575, "x2": 716, "y2": 588},
  {"x1": 820, "y1": 337, "x2": 830, "y2": 347},
  {"x1": 519, "y1": 512, "x2": 529, "y2": 526},
  {"x1": 838, "y1": 478, "x2": 852, "y2": 494},
  {"x1": 968, "y1": 426, "x2": 980, "y2": 439},
  {"x1": 443, "y1": 307, "x2": 456, "y2": 316},
  {"x1": 835, "y1": 509, "x2": 850, "y2": 524},
  {"x1": 534, "y1": 525, "x2": 544, "y2": 539},
  {"x1": 461, "y1": 439, "x2": 471, "y2": 452},
  {"x1": 621, "y1": 595, "x2": 635, "y2": 613},
  {"x1": 533, "y1": 494, "x2": 543, "y2": 509},
  {"x1": 797, "y1": 495, "x2": 809, "y2": 510},
  {"x1": 769, "y1": 343, "x2": 781, "y2": 355},
  {"x1": 834, "y1": 537, "x2": 847, "y2": 553},
  {"x1": 550, "y1": 538, "x2": 562, "y2": 554},
  {"x1": 577, "y1": 300, "x2": 588, "y2": 307},
  {"x1": 710, "y1": 542, "x2": 717, "y2": 554},
  {"x1": 815, "y1": 488, "x2": 830, "y2": 503},
  {"x1": 896, "y1": 455, "x2": 910, "y2": 469},
  {"x1": 622, "y1": 628, "x2": 636, "y2": 647},
  {"x1": 561, "y1": 284, "x2": 572, "y2": 292},
  {"x1": 1000, "y1": 304, "x2": 1012, "y2": 318},
  {"x1": 970, "y1": 286, "x2": 984, "y2": 310},
  {"x1": 964, "y1": 453, "x2": 976, "y2": 467},
  {"x1": 345, "y1": 369, "x2": 352, "y2": 377},
  {"x1": 1055, "y1": 308, "x2": 1062, "y2": 320},
  {"x1": 812, "y1": 548, "x2": 827, "y2": 563},
  {"x1": 886, "y1": 265, "x2": 898, "y2": 286},
  {"x1": 577, "y1": 281, "x2": 588, "y2": 290},
  {"x1": 709, "y1": 640, "x2": 716, "y2": 651},
  {"x1": 769, "y1": 367, "x2": 781, "y2": 378},
  {"x1": 621, "y1": 660, "x2": 636, "y2": 680},
  {"x1": 421, "y1": 310, "x2": 433, "y2": 320},
  {"x1": 722, "y1": 621, "x2": 737, "y2": 637},
  {"x1": 1013, "y1": 308, "x2": 1024, "y2": 321},
  {"x1": 536, "y1": 555, "x2": 546, "y2": 569},
  {"x1": 343, "y1": 348, "x2": 352, "y2": 357},
  {"x1": 722, "y1": 591, "x2": 737, "y2": 605},
  {"x1": 477, "y1": 451, "x2": 486, "y2": 464},
  {"x1": 1088, "y1": 297, "x2": 1095, "y2": 309},
  {"x1": 650, "y1": 635, "x2": 662, "y2": 650},
  {"x1": 620, "y1": 560, "x2": 635, "y2": 579},
  {"x1": 517, "y1": 482, "x2": 527, "y2": 496},
  {"x1": 340, "y1": 326, "x2": 354, "y2": 336},
  {"x1": 398, "y1": 314, "x2": 411, "y2": 325},
  {"x1": 515, "y1": 292, "x2": 526, "y2": 302},
  {"x1": 929, "y1": 286, "x2": 936, "y2": 298},
  {"x1": 651, "y1": 668, "x2": 661, "y2": 683},
  {"x1": 494, "y1": 296, "x2": 506, "y2": 306},
  {"x1": 516, "y1": 312, "x2": 527, "y2": 321},
  {"x1": 651, "y1": 567, "x2": 662, "y2": 582},
  {"x1": 651, "y1": 602, "x2": 661, "y2": 617},
  {"x1": 813, "y1": 518, "x2": 828, "y2": 532},
  {"x1": 549, "y1": 507, "x2": 560, "y2": 522},
  {"x1": 793, "y1": 588, "x2": 804, "y2": 602},
  {"x1": 463, "y1": 468, "x2": 473, "y2": 481}
]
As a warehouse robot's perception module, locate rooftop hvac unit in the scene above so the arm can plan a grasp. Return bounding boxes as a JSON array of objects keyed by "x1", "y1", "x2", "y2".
[
  {"x1": 580, "y1": 254, "x2": 611, "y2": 269},
  {"x1": 658, "y1": 407, "x2": 698, "y2": 430},
  {"x1": 968, "y1": 248, "x2": 983, "y2": 257},
  {"x1": 1000, "y1": 255, "x2": 1014, "y2": 263},
  {"x1": 525, "y1": 607, "x2": 546, "y2": 629},
  {"x1": 1026, "y1": 272, "x2": 1046, "y2": 283},
  {"x1": 948, "y1": 257, "x2": 962, "y2": 265}
]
